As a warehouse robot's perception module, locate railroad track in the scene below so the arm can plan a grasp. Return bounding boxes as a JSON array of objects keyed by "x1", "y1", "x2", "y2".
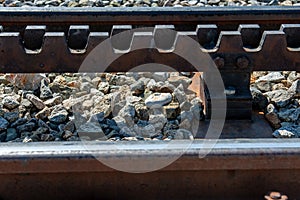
[{"x1": 0, "y1": 6, "x2": 299, "y2": 200}]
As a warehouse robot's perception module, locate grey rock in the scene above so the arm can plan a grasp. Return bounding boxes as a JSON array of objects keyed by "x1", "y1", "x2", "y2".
[
  {"x1": 145, "y1": 93, "x2": 172, "y2": 108},
  {"x1": 180, "y1": 110, "x2": 194, "y2": 122},
  {"x1": 48, "y1": 105, "x2": 68, "y2": 124},
  {"x1": 255, "y1": 72, "x2": 285, "y2": 83},
  {"x1": 16, "y1": 122, "x2": 36, "y2": 133},
  {"x1": 255, "y1": 81, "x2": 273, "y2": 92},
  {"x1": 26, "y1": 94, "x2": 45, "y2": 110},
  {"x1": 4, "y1": 86, "x2": 13, "y2": 94},
  {"x1": 4, "y1": 112, "x2": 18, "y2": 123},
  {"x1": 149, "y1": 114, "x2": 167, "y2": 125},
  {"x1": 62, "y1": 130, "x2": 73, "y2": 140},
  {"x1": 33, "y1": 127, "x2": 49, "y2": 135},
  {"x1": 109, "y1": 75, "x2": 135, "y2": 86},
  {"x1": 80, "y1": 82, "x2": 93, "y2": 93},
  {"x1": 179, "y1": 119, "x2": 192, "y2": 130},
  {"x1": 250, "y1": 87, "x2": 268, "y2": 110},
  {"x1": 49, "y1": 82, "x2": 73, "y2": 99},
  {"x1": 41, "y1": 134, "x2": 55, "y2": 141},
  {"x1": 146, "y1": 79, "x2": 156, "y2": 90},
  {"x1": 126, "y1": 96, "x2": 143, "y2": 105},
  {"x1": 180, "y1": 101, "x2": 192, "y2": 111},
  {"x1": 188, "y1": 0, "x2": 198, "y2": 5},
  {"x1": 0, "y1": 117, "x2": 9, "y2": 131},
  {"x1": 159, "y1": 82, "x2": 176, "y2": 93},
  {"x1": 91, "y1": 95, "x2": 112, "y2": 118},
  {"x1": 147, "y1": 79, "x2": 175, "y2": 93},
  {"x1": 78, "y1": 122, "x2": 105, "y2": 140},
  {"x1": 111, "y1": 101, "x2": 126, "y2": 116},
  {"x1": 118, "y1": 104, "x2": 135, "y2": 126},
  {"x1": 0, "y1": 132, "x2": 5, "y2": 142},
  {"x1": 190, "y1": 103, "x2": 205, "y2": 121},
  {"x1": 278, "y1": 108, "x2": 300, "y2": 122},
  {"x1": 174, "y1": 129, "x2": 194, "y2": 140},
  {"x1": 106, "y1": 130, "x2": 121, "y2": 139},
  {"x1": 119, "y1": 127, "x2": 136, "y2": 137},
  {"x1": 288, "y1": 79, "x2": 300, "y2": 97},
  {"x1": 22, "y1": 136, "x2": 33, "y2": 143},
  {"x1": 134, "y1": 124, "x2": 156, "y2": 138},
  {"x1": 35, "y1": 107, "x2": 52, "y2": 120},
  {"x1": 38, "y1": 119, "x2": 50, "y2": 129},
  {"x1": 168, "y1": 75, "x2": 191, "y2": 88},
  {"x1": 72, "y1": 112, "x2": 88, "y2": 128},
  {"x1": 10, "y1": 74, "x2": 46, "y2": 90},
  {"x1": 265, "y1": 112, "x2": 281, "y2": 129},
  {"x1": 11, "y1": 118, "x2": 27, "y2": 128},
  {"x1": 2, "y1": 96, "x2": 20, "y2": 110},
  {"x1": 173, "y1": 84, "x2": 187, "y2": 103},
  {"x1": 113, "y1": 116, "x2": 127, "y2": 129},
  {"x1": 190, "y1": 97, "x2": 203, "y2": 105},
  {"x1": 208, "y1": 0, "x2": 220, "y2": 4},
  {"x1": 98, "y1": 82, "x2": 110, "y2": 94},
  {"x1": 272, "y1": 83, "x2": 288, "y2": 91},
  {"x1": 40, "y1": 78, "x2": 53, "y2": 99},
  {"x1": 135, "y1": 104, "x2": 149, "y2": 120},
  {"x1": 44, "y1": 96, "x2": 63, "y2": 107},
  {"x1": 272, "y1": 126, "x2": 299, "y2": 138},
  {"x1": 264, "y1": 90, "x2": 293, "y2": 108},
  {"x1": 163, "y1": 102, "x2": 180, "y2": 119},
  {"x1": 130, "y1": 80, "x2": 145, "y2": 95},
  {"x1": 64, "y1": 121, "x2": 75, "y2": 132},
  {"x1": 20, "y1": 98, "x2": 32, "y2": 108},
  {"x1": 287, "y1": 71, "x2": 300, "y2": 83},
  {"x1": 152, "y1": 72, "x2": 169, "y2": 82},
  {"x1": 5, "y1": 128, "x2": 17, "y2": 141}
]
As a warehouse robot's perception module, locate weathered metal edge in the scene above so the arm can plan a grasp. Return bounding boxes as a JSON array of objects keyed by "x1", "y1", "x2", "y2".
[{"x1": 0, "y1": 139, "x2": 299, "y2": 173}]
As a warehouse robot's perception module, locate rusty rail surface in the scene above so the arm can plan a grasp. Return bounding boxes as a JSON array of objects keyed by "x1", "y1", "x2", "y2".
[
  {"x1": 0, "y1": 139, "x2": 300, "y2": 199},
  {"x1": 0, "y1": 7, "x2": 300, "y2": 73}
]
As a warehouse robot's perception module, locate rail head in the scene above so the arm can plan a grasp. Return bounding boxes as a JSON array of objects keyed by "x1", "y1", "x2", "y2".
[{"x1": 1, "y1": 139, "x2": 300, "y2": 174}]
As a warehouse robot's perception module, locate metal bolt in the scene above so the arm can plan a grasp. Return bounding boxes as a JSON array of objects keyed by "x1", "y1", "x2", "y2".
[
  {"x1": 39, "y1": 63, "x2": 45, "y2": 68},
  {"x1": 214, "y1": 56, "x2": 224, "y2": 68},
  {"x1": 236, "y1": 56, "x2": 249, "y2": 69}
]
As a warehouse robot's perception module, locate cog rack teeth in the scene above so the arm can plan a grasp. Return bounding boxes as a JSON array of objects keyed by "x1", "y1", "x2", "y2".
[
  {"x1": 216, "y1": 31, "x2": 244, "y2": 53},
  {"x1": 0, "y1": 24, "x2": 300, "y2": 72}
]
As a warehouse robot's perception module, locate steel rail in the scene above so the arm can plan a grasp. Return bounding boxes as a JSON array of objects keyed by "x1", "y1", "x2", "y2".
[
  {"x1": 0, "y1": 139, "x2": 299, "y2": 199},
  {"x1": 0, "y1": 7, "x2": 300, "y2": 26}
]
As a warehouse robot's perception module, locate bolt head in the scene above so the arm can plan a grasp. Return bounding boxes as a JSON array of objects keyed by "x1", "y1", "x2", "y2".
[
  {"x1": 236, "y1": 56, "x2": 249, "y2": 69},
  {"x1": 214, "y1": 57, "x2": 225, "y2": 68}
]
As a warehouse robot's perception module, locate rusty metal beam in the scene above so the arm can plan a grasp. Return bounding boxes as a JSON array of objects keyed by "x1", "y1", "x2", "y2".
[{"x1": 0, "y1": 139, "x2": 300, "y2": 199}]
